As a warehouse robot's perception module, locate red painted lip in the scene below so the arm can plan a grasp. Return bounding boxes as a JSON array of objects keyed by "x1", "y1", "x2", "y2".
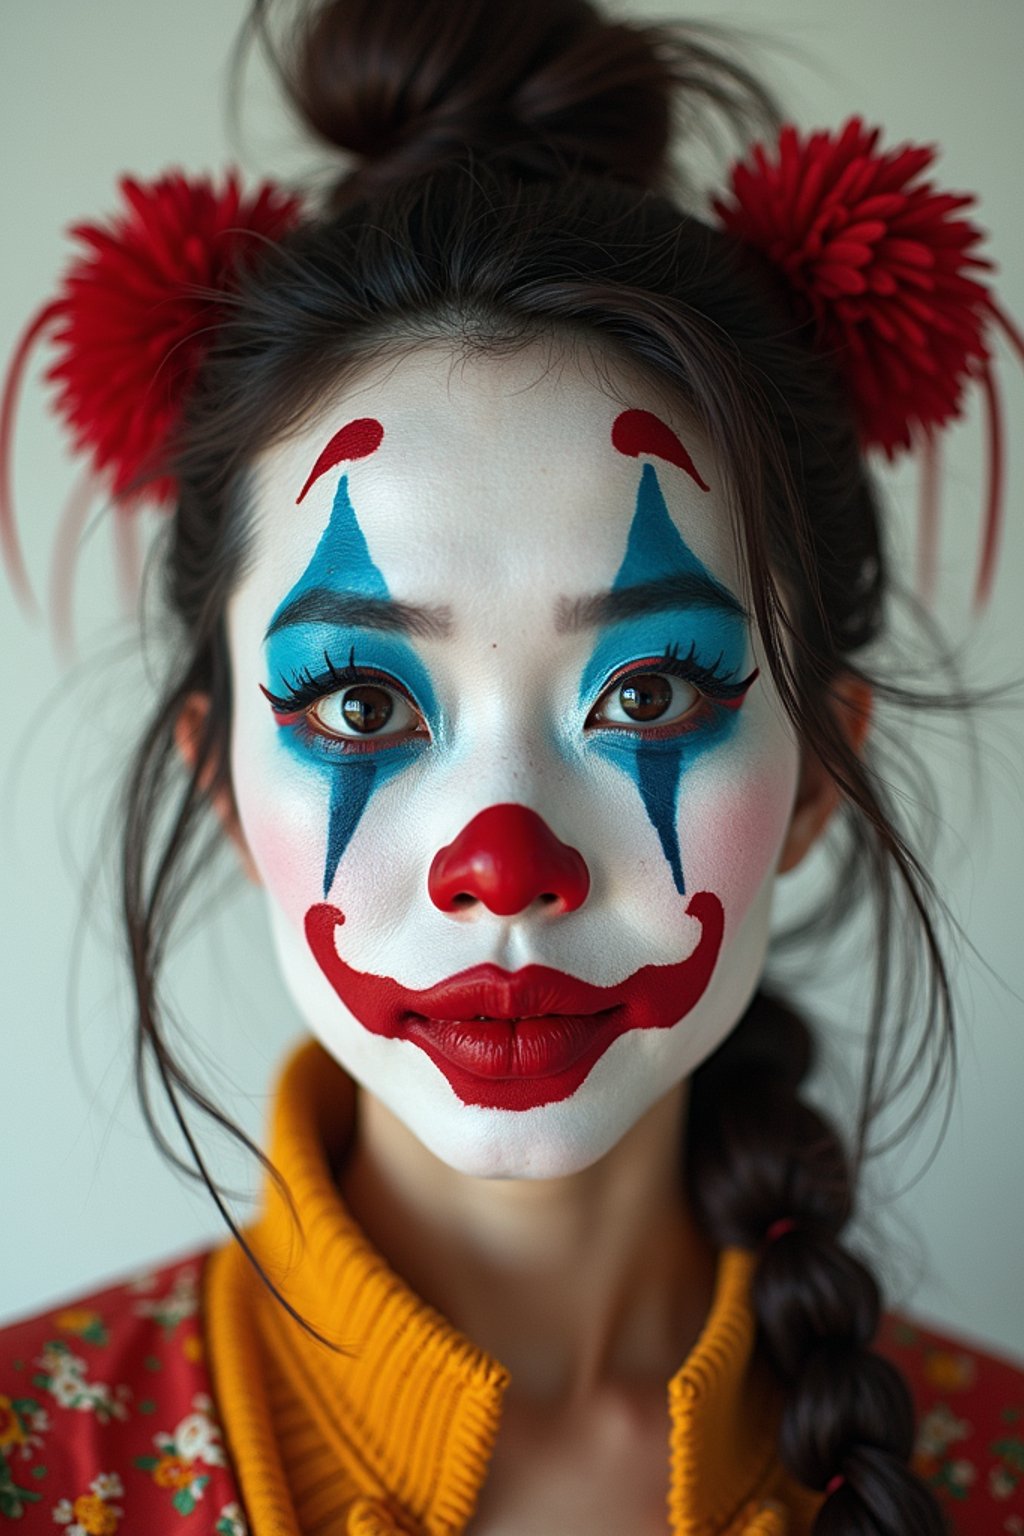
[
  {"x1": 305, "y1": 892, "x2": 725, "y2": 1111},
  {"x1": 400, "y1": 966, "x2": 624, "y2": 1023},
  {"x1": 405, "y1": 1008, "x2": 623, "y2": 1081}
]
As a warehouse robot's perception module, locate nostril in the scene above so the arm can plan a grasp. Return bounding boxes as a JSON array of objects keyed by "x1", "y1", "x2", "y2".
[
  {"x1": 451, "y1": 892, "x2": 475, "y2": 908},
  {"x1": 539, "y1": 892, "x2": 558, "y2": 906}
]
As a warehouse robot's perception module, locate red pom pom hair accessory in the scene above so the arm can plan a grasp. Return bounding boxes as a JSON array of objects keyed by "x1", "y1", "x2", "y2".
[
  {"x1": 715, "y1": 117, "x2": 1024, "y2": 609},
  {"x1": 0, "y1": 171, "x2": 301, "y2": 643},
  {"x1": 5, "y1": 129, "x2": 1020, "y2": 629}
]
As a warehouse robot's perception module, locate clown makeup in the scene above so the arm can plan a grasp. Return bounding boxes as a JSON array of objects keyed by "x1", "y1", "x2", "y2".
[{"x1": 226, "y1": 344, "x2": 801, "y2": 1178}]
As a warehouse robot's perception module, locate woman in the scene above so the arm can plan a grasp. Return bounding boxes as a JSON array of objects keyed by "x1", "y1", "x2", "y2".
[{"x1": 1, "y1": 0, "x2": 1021, "y2": 1531}]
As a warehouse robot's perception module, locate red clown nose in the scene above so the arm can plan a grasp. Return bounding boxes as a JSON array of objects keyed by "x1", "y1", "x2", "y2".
[{"x1": 428, "y1": 804, "x2": 590, "y2": 916}]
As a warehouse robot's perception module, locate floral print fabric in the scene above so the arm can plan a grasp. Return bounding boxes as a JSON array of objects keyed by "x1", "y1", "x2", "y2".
[
  {"x1": 876, "y1": 1311, "x2": 1024, "y2": 1530},
  {"x1": 0, "y1": 1257, "x2": 243, "y2": 1532},
  {"x1": 0, "y1": 1250, "x2": 1021, "y2": 1532}
]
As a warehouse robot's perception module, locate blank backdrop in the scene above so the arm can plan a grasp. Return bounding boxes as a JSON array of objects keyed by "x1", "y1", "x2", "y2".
[{"x1": 1, "y1": 0, "x2": 1022, "y2": 1359}]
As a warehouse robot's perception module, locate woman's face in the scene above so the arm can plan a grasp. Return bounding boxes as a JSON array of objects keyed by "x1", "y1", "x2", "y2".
[{"x1": 226, "y1": 343, "x2": 802, "y2": 1176}]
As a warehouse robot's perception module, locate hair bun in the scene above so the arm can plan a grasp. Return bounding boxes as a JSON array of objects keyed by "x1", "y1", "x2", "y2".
[{"x1": 273, "y1": 0, "x2": 742, "y2": 200}]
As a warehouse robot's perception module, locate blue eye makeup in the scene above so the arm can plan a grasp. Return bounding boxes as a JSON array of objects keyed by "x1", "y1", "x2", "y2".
[
  {"x1": 262, "y1": 472, "x2": 441, "y2": 896},
  {"x1": 578, "y1": 463, "x2": 757, "y2": 895},
  {"x1": 581, "y1": 633, "x2": 757, "y2": 897},
  {"x1": 270, "y1": 658, "x2": 429, "y2": 899},
  {"x1": 261, "y1": 646, "x2": 431, "y2": 755},
  {"x1": 260, "y1": 455, "x2": 756, "y2": 902},
  {"x1": 586, "y1": 641, "x2": 758, "y2": 742}
]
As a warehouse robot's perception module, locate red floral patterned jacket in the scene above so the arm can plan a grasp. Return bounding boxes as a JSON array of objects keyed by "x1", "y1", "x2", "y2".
[{"x1": 1, "y1": 1252, "x2": 1021, "y2": 1533}]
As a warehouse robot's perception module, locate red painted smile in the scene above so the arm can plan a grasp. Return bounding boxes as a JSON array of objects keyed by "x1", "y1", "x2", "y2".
[{"x1": 305, "y1": 892, "x2": 724, "y2": 1110}]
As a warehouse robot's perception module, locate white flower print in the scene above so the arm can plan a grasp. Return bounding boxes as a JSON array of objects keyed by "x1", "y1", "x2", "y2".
[
  {"x1": 125, "y1": 1270, "x2": 159, "y2": 1295},
  {"x1": 990, "y1": 1464, "x2": 1016, "y2": 1498},
  {"x1": 89, "y1": 1473, "x2": 124, "y2": 1500},
  {"x1": 50, "y1": 1472, "x2": 123, "y2": 1533},
  {"x1": 49, "y1": 1377, "x2": 80, "y2": 1410},
  {"x1": 132, "y1": 1267, "x2": 198, "y2": 1332},
  {"x1": 215, "y1": 1501, "x2": 248, "y2": 1536},
  {"x1": 173, "y1": 1399, "x2": 225, "y2": 1467},
  {"x1": 915, "y1": 1401, "x2": 970, "y2": 1459},
  {"x1": 947, "y1": 1458, "x2": 976, "y2": 1489},
  {"x1": 34, "y1": 1342, "x2": 130, "y2": 1423}
]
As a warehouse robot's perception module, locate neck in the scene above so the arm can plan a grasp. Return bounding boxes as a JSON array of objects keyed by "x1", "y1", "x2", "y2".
[{"x1": 339, "y1": 1081, "x2": 716, "y2": 1410}]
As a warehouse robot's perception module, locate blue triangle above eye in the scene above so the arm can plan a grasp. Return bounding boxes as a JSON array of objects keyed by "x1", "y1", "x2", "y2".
[
  {"x1": 290, "y1": 473, "x2": 391, "y2": 606},
  {"x1": 611, "y1": 463, "x2": 711, "y2": 591}
]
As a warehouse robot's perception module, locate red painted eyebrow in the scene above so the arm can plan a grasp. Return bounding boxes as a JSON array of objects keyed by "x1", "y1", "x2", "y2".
[
  {"x1": 296, "y1": 417, "x2": 385, "y2": 504},
  {"x1": 611, "y1": 409, "x2": 710, "y2": 493}
]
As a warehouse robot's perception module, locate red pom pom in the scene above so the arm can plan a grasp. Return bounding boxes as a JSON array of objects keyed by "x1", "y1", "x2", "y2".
[
  {"x1": 714, "y1": 117, "x2": 994, "y2": 458},
  {"x1": 46, "y1": 171, "x2": 302, "y2": 505}
]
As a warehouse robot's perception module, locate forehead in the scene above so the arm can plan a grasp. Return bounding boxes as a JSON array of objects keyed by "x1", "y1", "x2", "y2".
[{"x1": 239, "y1": 342, "x2": 743, "y2": 614}]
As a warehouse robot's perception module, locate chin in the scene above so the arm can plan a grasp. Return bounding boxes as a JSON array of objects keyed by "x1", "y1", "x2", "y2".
[
  {"x1": 377, "y1": 1063, "x2": 666, "y2": 1181},
  {"x1": 333, "y1": 1023, "x2": 706, "y2": 1181}
]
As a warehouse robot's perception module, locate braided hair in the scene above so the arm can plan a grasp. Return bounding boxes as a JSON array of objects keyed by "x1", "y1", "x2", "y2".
[{"x1": 688, "y1": 997, "x2": 945, "y2": 1528}]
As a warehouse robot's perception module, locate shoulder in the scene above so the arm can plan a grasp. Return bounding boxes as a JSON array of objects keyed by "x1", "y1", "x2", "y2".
[
  {"x1": 877, "y1": 1308, "x2": 1024, "y2": 1533},
  {"x1": 0, "y1": 1251, "x2": 245, "y2": 1533}
]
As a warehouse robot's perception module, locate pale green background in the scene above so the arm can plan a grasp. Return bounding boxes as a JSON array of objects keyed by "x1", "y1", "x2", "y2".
[{"x1": 1, "y1": 0, "x2": 1022, "y2": 1360}]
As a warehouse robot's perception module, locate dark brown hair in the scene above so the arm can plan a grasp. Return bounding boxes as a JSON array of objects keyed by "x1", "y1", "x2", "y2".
[{"x1": 122, "y1": 0, "x2": 955, "y2": 1527}]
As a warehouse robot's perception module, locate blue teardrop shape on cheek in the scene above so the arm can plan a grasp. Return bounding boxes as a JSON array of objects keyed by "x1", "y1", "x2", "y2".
[
  {"x1": 324, "y1": 759, "x2": 377, "y2": 898},
  {"x1": 636, "y1": 742, "x2": 687, "y2": 895},
  {"x1": 322, "y1": 749, "x2": 424, "y2": 897}
]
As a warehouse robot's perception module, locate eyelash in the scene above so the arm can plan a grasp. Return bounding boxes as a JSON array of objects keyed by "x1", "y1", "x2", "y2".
[
  {"x1": 260, "y1": 647, "x2": 373, "y2": 717},
  {"x1": 587, "y1": 643, "x2": 758, "y2": 741},
  {"x1": 260, "y1": 642, "x2": 758, "y2": 751},
  {"x1": 604, "y1": 642, "x2": 756, "y2": 704}
]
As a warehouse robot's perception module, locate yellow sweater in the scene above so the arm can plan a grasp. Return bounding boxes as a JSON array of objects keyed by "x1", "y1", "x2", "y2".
[{"x1": 205, "y1": 1040, "x2": 822, "y2": 1536}]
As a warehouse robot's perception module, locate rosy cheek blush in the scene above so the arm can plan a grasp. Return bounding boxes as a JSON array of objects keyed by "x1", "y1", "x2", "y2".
[
  {"x1": 231, "y1": 744, "x2": 328, "y2": 917},
  {"x1": 679, "y1": 752, "x2": 799, "y2": 922}
]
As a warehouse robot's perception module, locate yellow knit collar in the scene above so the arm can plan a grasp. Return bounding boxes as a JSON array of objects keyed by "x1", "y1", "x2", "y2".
[{"x1": 209, "y1": 1038, "x2": 811, "y2": 1536}]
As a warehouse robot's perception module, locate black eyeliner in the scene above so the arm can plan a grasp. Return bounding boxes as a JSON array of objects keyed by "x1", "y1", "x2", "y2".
[
  {"x1": 603, "y1": 641, "x2": 757, "y2": 703},
  {"x1": 261, "y1": 646, "x2": 368, "y2": 714}
]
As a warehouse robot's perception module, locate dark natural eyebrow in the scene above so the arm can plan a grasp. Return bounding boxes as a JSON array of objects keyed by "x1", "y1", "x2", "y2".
[
  {"x1": 264, "y1": 588, "x2": 454, "y2": 643},
  {"x1": 554, "y1": 572, "x2": 747, "y2": 633}
]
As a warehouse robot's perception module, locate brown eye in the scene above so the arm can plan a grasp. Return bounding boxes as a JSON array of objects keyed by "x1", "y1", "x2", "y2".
[
  {"x1": 618, "y1": 673, "x2": 672, "y2": 722},
  {"x1": 309, "y1": 682, "x2": 420, "y2": 741},
  {"x1": 341, "y1": 684, "x2": 393, "y2": 733},
  {"x1": 590, "y1": 671, "x2": 700, "y2": 731}
]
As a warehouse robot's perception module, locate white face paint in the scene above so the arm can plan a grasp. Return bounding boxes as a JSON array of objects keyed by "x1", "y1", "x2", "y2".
[{"x1": 226, "y1": 343, "x2": 801, "y2": 1178}]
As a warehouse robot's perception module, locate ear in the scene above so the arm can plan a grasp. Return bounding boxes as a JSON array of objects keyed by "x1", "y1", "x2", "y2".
[
  {"x1": 173, "y1": 691, "x2": 262, "y2": 886},
  {"x1": 777, "y1": 673, "x2": 873, "y2": 875}
]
